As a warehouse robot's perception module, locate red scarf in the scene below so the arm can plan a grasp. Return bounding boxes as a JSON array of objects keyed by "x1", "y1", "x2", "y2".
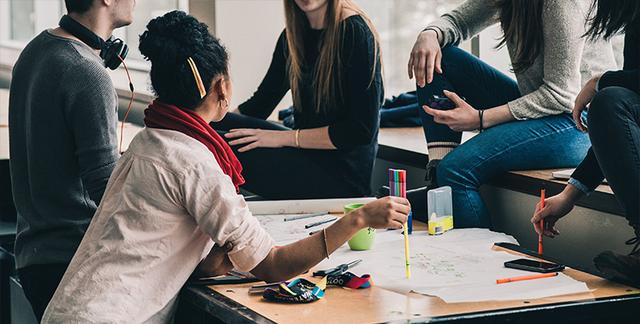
[{"x1": 144, "y1": 100, "x2": 245, "y2": 192}]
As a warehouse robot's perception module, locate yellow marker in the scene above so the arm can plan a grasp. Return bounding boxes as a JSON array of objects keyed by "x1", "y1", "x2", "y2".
[{"x1": 403, "y1": 222, "x2": 411, "y2": 279}]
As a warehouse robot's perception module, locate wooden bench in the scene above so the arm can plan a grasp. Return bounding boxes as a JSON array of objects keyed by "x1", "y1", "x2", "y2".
[
  {"x1": 0, "y1": 88, "x2": 623, "y2": 217},
  {"x1": 377, "y1": 127, "x2": 623, "y2": 216}
]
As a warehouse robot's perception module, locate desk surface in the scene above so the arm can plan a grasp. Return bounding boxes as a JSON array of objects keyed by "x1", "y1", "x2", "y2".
[{"x1": 192, "y1": 223, "x2": 640, "y2": 324}]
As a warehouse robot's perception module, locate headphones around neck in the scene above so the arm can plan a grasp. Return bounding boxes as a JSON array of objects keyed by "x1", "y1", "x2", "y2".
[{"x1": 59, "y1": 15, "x2": 128, "y2": 70}]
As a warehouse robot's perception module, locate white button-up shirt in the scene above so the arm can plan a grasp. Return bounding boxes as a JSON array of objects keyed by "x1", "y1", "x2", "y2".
[{"x1": 43, "y1": 128, "x2": 275, "y2": 323}]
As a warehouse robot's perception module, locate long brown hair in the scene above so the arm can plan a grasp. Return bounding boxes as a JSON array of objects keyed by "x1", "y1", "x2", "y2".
[
  {"x1": 284, "y1": 0, "x2": 381, "y2": 113},
  {"x1": 496, "y1": 0, "x2": 545, "y2": 73}
]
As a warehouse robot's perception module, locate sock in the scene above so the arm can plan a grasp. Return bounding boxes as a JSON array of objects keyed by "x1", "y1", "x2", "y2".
[{"x1": 427, "y1": 142, "x2": 459, "y2": 160}]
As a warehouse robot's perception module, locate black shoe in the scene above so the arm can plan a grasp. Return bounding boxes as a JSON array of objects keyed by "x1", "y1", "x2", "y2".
[
  {"x1": 594, "y1": 236, "x2": 640, "y2": 287},
  {"x1": 425, "y1": 159, "x2": 441, "y2": 188},
  {"x1": 407, "y1": 187, "x2": 428, "y2": 222}
]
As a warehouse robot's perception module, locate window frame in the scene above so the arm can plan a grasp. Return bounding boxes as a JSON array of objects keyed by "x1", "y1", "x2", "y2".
[{"x1": 0, "y1": 0, "x2": 191, "y2": 72}]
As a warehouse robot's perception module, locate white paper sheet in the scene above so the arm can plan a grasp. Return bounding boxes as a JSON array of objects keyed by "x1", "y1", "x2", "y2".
[
  {"x1": 247, "y1": 197, "x2": 376, "y2": 215},
  {"x1": 255, "y1": 213, "x2": 337, "y2": 245},
  {"x1": 256, "y1": 221, "x2": 591, "y2": 303},
  {"x1": 422, "y1": 273, "x2": 591, "y2": 303},
  {"x1": 313, "y1": 229, "x2": 591, "y2": 302}
]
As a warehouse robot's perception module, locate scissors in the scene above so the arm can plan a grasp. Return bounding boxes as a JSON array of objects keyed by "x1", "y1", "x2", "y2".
[{"x1": 312, "y1": 259, "x2": 362, "y2": 277}]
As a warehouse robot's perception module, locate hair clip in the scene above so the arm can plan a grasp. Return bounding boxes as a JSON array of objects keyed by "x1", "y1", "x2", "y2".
[{"x1": 186, "y1": 57, "x2": 206, "y2": 99}]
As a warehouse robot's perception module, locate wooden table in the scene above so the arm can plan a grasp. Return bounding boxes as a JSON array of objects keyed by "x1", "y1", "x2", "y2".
[{"x1": 177, "y1": 222, "x2": 640, "y2": 324}]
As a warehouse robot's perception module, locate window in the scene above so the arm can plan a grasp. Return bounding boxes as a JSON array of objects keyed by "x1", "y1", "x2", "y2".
[
  {"x1": 9, "y1": 0, "x2": 35, "y2": 42},
  {"x1": 360, "y1": 0, "x2": 465, "y2": 96},
  {"x1": 1, "y1": 0, "x2": 65, "y2": 44},
  {"x1": 0, "y1": 0, "x2": 187, "y2": 64}
]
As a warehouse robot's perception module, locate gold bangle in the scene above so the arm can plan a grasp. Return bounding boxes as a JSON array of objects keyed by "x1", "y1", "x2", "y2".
[
  {"x1": 322, "y1": 228, "x2": 330, "y2": 259},
  {"x1": 295, "y1": 129, "x2": 301, "y2": 148}
]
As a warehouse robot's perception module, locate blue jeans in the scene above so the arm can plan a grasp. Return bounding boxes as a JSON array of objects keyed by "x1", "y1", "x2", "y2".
[
  {"x1": 420, "y1": 46, "x2": 591, "y2": 228},
  {"x1": 588, "y1": 87, "x2": 640, "y2": 225}
]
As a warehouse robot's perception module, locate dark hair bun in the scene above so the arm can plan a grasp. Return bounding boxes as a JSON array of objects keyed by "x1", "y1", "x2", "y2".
[
  {"x1": 139, "y1": 10, "x2": 229, "y2": 109},
  {"x1": 139, "y1": 10, "x2": 210, "y2": 62}
]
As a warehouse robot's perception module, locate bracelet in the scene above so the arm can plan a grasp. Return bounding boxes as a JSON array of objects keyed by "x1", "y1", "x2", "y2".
[
  {"x1": 422, "y1": 27, "x2": 443, "y2": 45},
  {"x1": 478, "y1": 110, "x2": 484, "y2": 132},
  {"x1": 322, "y1": 228, "x2": 330, "y2": 259},
  {"x1": 295, "y1": 129, "x2": 301, "y2": 148}
]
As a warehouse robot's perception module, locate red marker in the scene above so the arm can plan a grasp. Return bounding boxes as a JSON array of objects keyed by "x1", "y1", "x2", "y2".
[
  {"x1": 538, "y1": 189, "x2": 545, "y2": 255},
  {"x1": 496, "y1": 272, "x2": 558, "y2": 284}
]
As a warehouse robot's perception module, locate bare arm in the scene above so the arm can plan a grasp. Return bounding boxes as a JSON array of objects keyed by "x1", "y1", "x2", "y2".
[
  {"x1": 225, "y1": 126, "x2": 337, "y2": 152},
  {"x1": 422, "y1": 91, "x2": 515, "y2": 130},
  {"x1": 251, "y1": 196, "x2": 410, "y2": 282},
  {"x1": 294, "y1": 127, "x2": 337, "y2": 150},
  {"x1": 482, "y1": 104, "x2": 515, "y2": 128},
  {"x1": 186, "y1": 159, "x2": 410, "y2": 281}
]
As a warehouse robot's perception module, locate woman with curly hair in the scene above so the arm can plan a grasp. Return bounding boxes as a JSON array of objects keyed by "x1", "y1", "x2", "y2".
[{"x1": 41, "y1": 11, "x2": 408, "y2": 323}]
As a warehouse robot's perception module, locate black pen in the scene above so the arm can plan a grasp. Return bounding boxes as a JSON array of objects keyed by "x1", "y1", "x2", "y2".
[
  {"x1": 284, "y1": 211, "x2": 329, "y2": 222},
  {"x1": 305, "y1": 217, "x2": 337, "y2": 229}
]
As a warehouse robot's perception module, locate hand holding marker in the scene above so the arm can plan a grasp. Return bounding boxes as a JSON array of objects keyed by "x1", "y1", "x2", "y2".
[
  {"x1": 390, "y1": 168, "x2": 411, "y2": 279},
  {"x1": 538, "y1": 189, "x2": 545, "y2": 255}
]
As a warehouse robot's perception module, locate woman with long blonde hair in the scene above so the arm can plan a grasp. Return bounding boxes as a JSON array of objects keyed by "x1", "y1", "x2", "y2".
[{"x1": 212, "y1": 0, "x2": 383, "y2": 199}]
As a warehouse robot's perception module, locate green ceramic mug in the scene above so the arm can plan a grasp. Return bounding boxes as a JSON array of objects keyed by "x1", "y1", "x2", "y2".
[{"x1": 345, "y1": 203, "x2": 376, "y2": 251}]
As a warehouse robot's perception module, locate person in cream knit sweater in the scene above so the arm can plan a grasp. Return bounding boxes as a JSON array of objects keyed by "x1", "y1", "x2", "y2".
[{"x1": 407, "y1": 0, "x2": 617, "y2": 228}]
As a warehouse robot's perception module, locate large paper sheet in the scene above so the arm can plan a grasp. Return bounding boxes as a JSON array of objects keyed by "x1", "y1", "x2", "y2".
[
  {"x1": 255, "y1": 213, "x2": 337, "y2": 245},
  {"x1": 314, "y1": 229, "x2": 591, "y2": 302},
  {"x1": 256, "y1": 218, "x2": 591, "y2": 303},
  {"x1": 247, "y1": 198, "x2": 376, "y2": 215}
]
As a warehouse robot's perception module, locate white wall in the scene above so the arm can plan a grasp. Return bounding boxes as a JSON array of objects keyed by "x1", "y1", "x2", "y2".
[
  {"x1": 478, "y1": 24, "x2": 514, "y2": 78},
  {"x1": 34, "y1": 0, "x2": 63, "y2": 33},
  {"x1": 0, "y1": 1, "x2": 9, "y2": 41},
  {"x1": 215, "y1": 0, "x2": 289, "y2": 109}
]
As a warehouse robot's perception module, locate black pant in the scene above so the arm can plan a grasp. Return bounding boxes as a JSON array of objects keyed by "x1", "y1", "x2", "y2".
[
  {"x1": 211, "y1": 113, "x2": 364, "y2": 199},
  {"x1": 588, "y1": 87, "x2": 640, "y2": 224},
  {"x1": 17, "y1": 263, "x2": 69, "y2": 321}
]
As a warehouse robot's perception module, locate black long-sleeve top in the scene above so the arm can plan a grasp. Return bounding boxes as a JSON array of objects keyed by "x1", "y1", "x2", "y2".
[
  {"x1": 571, "y1": 22, "x2": 639, "y2": 192},
  {"x1": 238, "y1": 15, "x2": 383, "y2": 196}
]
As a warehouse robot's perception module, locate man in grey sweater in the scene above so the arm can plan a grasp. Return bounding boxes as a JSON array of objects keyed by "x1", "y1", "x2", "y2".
[{"x1": 9, "y1": 0, "x2": 135, "y2": 319}]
